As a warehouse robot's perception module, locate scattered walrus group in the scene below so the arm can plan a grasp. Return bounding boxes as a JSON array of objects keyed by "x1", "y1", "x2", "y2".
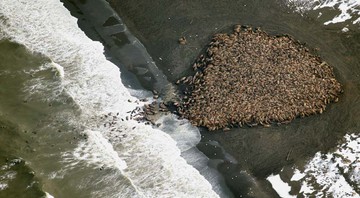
[{"x1": 175, "y1": 25, "x2": 342, "y2": 131}]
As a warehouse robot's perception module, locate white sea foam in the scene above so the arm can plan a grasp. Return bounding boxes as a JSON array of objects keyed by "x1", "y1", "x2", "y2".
[
  {"x1": 0, "y1": 164, "x2": 17, "y2": 191},
  {"x1": 157, "y1": 114, "x2": 201, "y2": 152},
  {"x1": 0, "y1": 183, "x2": 7, "y2": 191},
  {"x1": 23, "y1": 62, "x2": 65, "y2": 103},
  {"x1": 286, "y1": 0, "x2": 360, "y2": 26},
  {"x1": 291, "y1": 133, "x2": 360, "y2": 197},
  {"x1": 51, "y1": 61, "x2": 65, "y2": 78},
  {"x1": 71, "y1": 130, "x2": 128, "y2": 170},
  {"x1": 0, "y1": 0, "x2": 219, "y2": 197},
  {"x1": 44, "y1": 192, "x2": 55, "y2": 198}
]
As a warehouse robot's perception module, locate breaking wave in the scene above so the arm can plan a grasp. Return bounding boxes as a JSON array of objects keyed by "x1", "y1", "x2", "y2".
[{"x1": 0, "y1": 0, "x2": 220, "y2": 197}]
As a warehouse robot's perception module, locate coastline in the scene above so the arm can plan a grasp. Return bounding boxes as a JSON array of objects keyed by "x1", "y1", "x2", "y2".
[
  {"x1": 0, "y1": 0, "x2": 224, "y2": 197},
  {"x1": 106, "y1": 0, "x2": 360, "y2": 197},
  {"x1": 60, "y1": 0, "x2": 232, "y2": 197}
]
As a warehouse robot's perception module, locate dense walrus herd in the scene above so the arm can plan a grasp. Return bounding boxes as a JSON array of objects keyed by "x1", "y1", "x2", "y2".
[{"x1": 175, "y1": 25, "x2": 342, "y2": 131}]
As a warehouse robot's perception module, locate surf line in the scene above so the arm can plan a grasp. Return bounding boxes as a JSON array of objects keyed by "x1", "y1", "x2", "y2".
[{"x1": 61, "y1": 0, "x2": 170, "y2": 92}]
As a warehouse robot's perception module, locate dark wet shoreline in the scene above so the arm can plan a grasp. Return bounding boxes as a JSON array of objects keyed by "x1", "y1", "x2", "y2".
[{"x1": 62, "y1": 0, "x2": 360, "y2": 197}]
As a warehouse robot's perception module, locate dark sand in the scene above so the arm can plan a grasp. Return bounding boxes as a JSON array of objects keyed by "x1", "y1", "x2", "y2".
[{"x1": 64, "y1": 0, "x2": 360, "y2": 197}]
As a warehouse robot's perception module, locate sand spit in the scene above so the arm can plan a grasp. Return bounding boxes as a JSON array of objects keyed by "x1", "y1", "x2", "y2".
[{"x1": 176, "y1": 25, "x2": 342, "y2": 131}]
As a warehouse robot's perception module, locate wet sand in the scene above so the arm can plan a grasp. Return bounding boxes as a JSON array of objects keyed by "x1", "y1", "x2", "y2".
[{"x1": 107, "y1": 0, "x2": 360, "y2": 197}]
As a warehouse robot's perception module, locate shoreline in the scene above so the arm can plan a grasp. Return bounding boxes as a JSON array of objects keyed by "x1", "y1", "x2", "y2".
[
  {"x1": 60, "y1": 0, "x2": 233, "y2": 197},
  {"x1": 60, "y1": 2, "x2": 360, "y2": 195},
  {"x1": 106, "y1": 0, "x2": 360, "y2": 197}
]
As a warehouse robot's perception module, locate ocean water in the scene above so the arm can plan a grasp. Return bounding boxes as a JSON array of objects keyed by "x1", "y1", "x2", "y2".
[{"x1": 0, "y1": 0, "x2": 224, "y2": 197}]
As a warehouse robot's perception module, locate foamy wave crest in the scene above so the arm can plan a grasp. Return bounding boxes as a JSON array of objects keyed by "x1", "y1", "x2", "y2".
[
  {"x1": 0, "y1": 0, "x2": 219, "y2": 197},
  {"x1": 22, "y1": 62, "x2": 66, "y2": 103},
  {"x1": 51, "y1": 61, "x2": 65, "y2": 79},
  {"x1": 44, "y1": 192, "x2": 54, "y2": 198},
  {"x1": 287, "y1": 0, "x2": 360, "y2": 26}
]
